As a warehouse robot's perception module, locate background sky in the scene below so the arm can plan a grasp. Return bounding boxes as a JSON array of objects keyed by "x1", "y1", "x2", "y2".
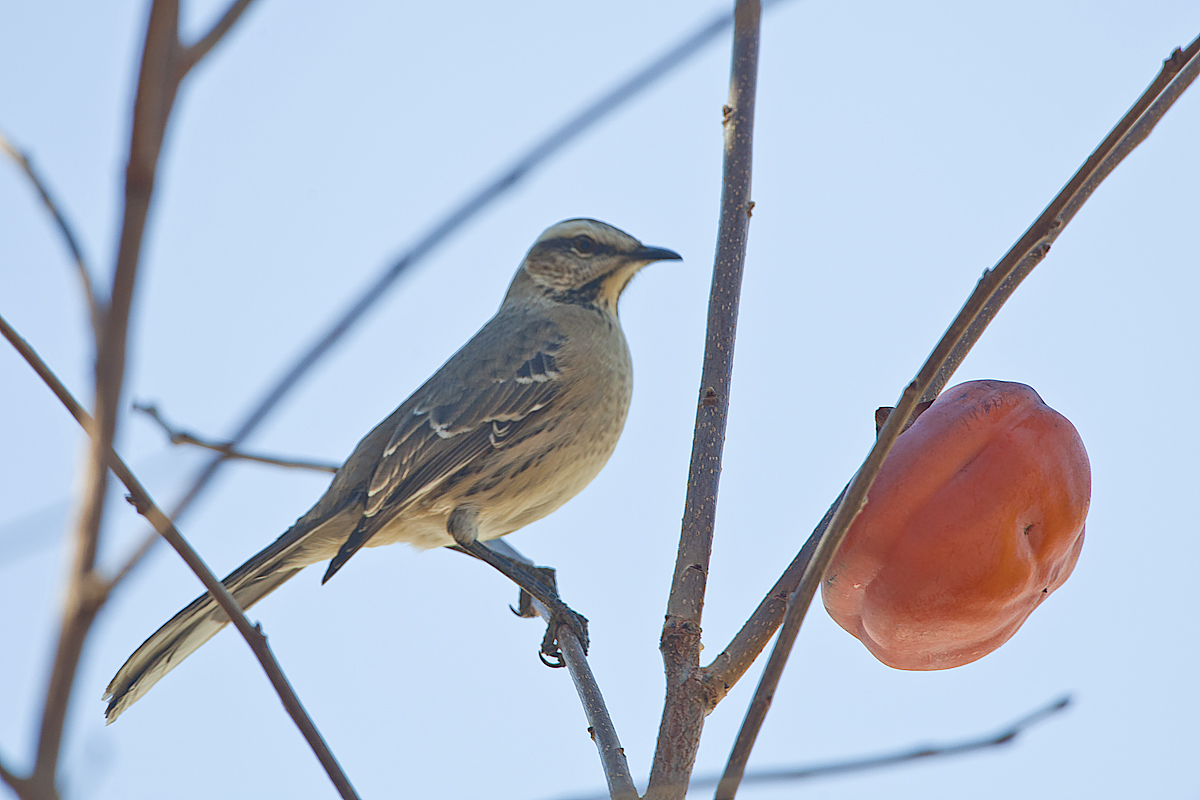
[{"x1": 2, "y1": 2, "x2": 1199, "y2": 799}]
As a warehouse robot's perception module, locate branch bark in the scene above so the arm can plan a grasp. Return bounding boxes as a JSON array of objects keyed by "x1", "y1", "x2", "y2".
[
  {"x1": 485, "y1": 540, "x2": 637, "y2": 799},
  {"x1": 646, "y1": 3, "x2": 761, "y2": 798}
]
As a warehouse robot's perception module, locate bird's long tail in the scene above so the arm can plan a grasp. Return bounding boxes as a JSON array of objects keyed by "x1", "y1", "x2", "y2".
[{"x1": 103, "y1": 523, "x2": 326, "y2": 723}]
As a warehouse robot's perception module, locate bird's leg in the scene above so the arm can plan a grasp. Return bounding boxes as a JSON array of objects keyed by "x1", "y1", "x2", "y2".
[
  {"x1": 448, "y1": 543, "x2": 553, "y2": 618},
  {"x1": 448, "y1": 507, "x2": 589, "y2": 663},
  {"x1": 511, "y1": 566, "x2": 559, "y2": 619}
]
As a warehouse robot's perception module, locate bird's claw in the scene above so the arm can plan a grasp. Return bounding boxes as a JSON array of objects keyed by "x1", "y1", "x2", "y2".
[
  {"x1": 537, "y1": 607, "x2": 588, "y2": 668},
  {"x1": 511, "y1": 588, "x2": 538, "y2": 618}
]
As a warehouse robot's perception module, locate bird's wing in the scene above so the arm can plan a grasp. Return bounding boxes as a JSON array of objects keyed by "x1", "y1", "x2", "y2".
[{"x1": 322, "y1": 315, "x2": 567, "y2": 580}]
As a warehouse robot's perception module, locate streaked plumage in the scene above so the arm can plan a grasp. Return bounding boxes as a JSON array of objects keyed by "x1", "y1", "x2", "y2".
[{"x1": 103, "y1": 219, "x2": 680, "y2": 722}]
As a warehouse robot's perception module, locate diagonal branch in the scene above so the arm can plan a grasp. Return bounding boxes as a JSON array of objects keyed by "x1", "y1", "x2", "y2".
[
  {"x1": 135, "y1": 402, "x2": 339, "y2": 473},
  {"x1": 486, "y1": 539, "x2": 637, "y2": 800},
  {"x1": 646, "y1": 3, "x2": 761, "y2": 799},
  {"x1": 108, "y1": 0, "x2": 794, "y2": 589},
  {"x1": 0, "y1": 312, "x2": 360, "y2": 800},
  {"x1": 0, "y1": 128, "x2": 101, "y2": 340},
  {"x1": 712, "y1": 32, "x2": 1200, "y2": 800}
]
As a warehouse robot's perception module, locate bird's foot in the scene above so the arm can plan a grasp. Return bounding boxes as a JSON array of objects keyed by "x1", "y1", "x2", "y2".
[{"x1": 538, "y1": 605, "x2": 589, "y2": 668}]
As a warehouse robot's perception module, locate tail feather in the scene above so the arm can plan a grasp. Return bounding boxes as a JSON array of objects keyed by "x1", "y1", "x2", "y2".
[{"x1": 103, "y1": 517, "x2": 340, "y2": 722}]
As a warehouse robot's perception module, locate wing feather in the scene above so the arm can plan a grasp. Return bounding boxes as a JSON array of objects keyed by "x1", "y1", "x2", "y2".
[{"x1": 322, "y1": 317, "x2": 567, "y2": 580}]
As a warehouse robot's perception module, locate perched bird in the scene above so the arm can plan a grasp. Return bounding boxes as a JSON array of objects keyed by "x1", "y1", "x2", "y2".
[{"x1": 104, "y1": 218, "x2": 681, "y2": 722}]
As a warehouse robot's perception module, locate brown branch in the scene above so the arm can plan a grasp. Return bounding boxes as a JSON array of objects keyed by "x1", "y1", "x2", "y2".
[
  {"x1": 108, "y1": 0, "x2": 781, "y2": 589},
  {"x1": 544, "y1": 695, "x2": 1070, "y2": 800},
  {"x1": 713, "y1": 33, "x2": 1200, "y2": 800},
  {"x1": 29, "y1": 2, "x2": 180, "y2": 787},
  {"x1": 20, "y1": 1, "x2": 258, "y2": 794},
  {"x1": 0, "y1": 312, "x2": 360, "y2": 800},
  {"x1": 485, "y1": 540, "x2": 637, "y2": 799},
  {"x1": 178, "y1": 0, "x2": 255, "y2": 73},
  {"x1": 720, "y1": 695, "x2": 1071, "y2": 790},
  {"x1": 135, "y1": 402, "x2": 339, "y2": 473},
  {"x1": 0, "y1": 755, "x2": 30, "y2": 797},
  {"x1": 646, "y1": 3, "x2": 761, "y2": 799},
  {"x1": 0, "y1": 128, "x2": 100, "y2": 340}
]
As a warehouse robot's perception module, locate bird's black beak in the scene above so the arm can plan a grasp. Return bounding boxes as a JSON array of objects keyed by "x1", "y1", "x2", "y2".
[{"x1": 633, "y1": 245, "x2": 683, "y2": 263}]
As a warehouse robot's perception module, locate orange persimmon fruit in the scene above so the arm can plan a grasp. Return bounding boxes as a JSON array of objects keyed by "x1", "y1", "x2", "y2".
[{"x1": 822, "y1": 380, "x2": 1090, "y2": 670}]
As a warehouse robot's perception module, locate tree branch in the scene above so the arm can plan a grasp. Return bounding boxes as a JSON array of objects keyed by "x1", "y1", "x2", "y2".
[
  {"x1": 546, "y1": 695, "x2": 1070, "y2": 800},
  {"x1": 713, "y1": 32, "x2": 1200, "y2": 800},
  {"x1": 134, "y1": 402, "x2": 339, "y2": 473},
  {"x1": 0, "y1": 312, "x2": 360, "y2": 800},
  {"x1": 21, "y1": 1, "x2": 258, "y2": 793},
  {"x1": 0, "y1": 128, "x2": 100, "y2": 340},
  {"x1": 647, "y1": 3, "x2": 761, "y2": 799},
  {"x1": 178, "y1": 0, "x2": 255, "y2": 73},
  {"x1": 0, "y1": 754, "x2": 30, "y2": 797},
  {"x1": 484, "y1": 540, "x2": 637, "y2": 799}
]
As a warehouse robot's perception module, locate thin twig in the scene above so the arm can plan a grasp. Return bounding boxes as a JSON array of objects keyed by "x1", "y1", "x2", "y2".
[
  {"x1": 0, "y1": 128, "x2": 101, "y2": 340},
  {"x1": 647, "y1": 3, "x2": 761, "y2": 799},
  {"x1": 720, "y1": 695, "x2": 1071, "y2": 789},
  {"x1": 544, "y1": 695, "x2": 1070, "y2": 800},
  {"x1": 135, "y1": 402, "x2": 339, "y2": 473},
  {"x1": 108, "y1": 0, "x2": 792, "y2": 589},
  {"x1": 485, "y1": 540, "x2": 637, "y2": 800},
  {"x1": 713, "y1": 33, "x2": 1200, "y2": 800},
  {"x1": 0, "y1": 312, "x2": 360, "y2": 800}
]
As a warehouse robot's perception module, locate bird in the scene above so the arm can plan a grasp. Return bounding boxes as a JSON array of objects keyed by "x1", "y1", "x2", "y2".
[{"x1": 103, "y1": 218, "x2": 682, "y2": 722}]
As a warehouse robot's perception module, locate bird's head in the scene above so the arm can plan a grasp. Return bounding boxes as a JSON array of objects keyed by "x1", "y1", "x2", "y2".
[{"x1": 505, "y1": 219, "x2": 682, "y2": 314}]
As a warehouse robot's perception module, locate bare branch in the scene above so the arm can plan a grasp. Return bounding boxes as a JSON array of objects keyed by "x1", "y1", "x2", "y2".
[
  {"x1": 546, "y1": 696, "x2": 1071, "y2": 800},
  {"x1": 27, "y1": 3, "x2": 182, "y2": 786},
  {"x1": 485, "y1": 540, "x2": 637, "y2": 799},
  {"x1": 923, "y1": 34, "x2": 1200, "y2": 402},
  {"x1": 135, "y1": 402, "x2": 339, "y2": 473},
  {"x1": 714, "y1": 33, "x2": 1200, "y2": 800},
  {"x1": 721, "y1": 695, "x2": 1071, "y2": 789},
  {"x1": 647, "y1": 3, "x2": 761, "y2": 799},
  {"x1": 0, "y1": 312, "x2": 360, "y2": 800},
  {"x1": 21, "y1": 0, "x2": 259, "y2": 790},
  {"x1": 701, "y1": 498, "x2": 831, "y2": 700},
  {"x1": 0, "y1": 128, "x2": 101, "y2": 340},
  {"x1": 178, "y1": 0, "x2": 256, "y2": 74}
]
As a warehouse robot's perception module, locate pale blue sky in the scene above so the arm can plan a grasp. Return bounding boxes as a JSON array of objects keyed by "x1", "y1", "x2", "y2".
[{"x1": 2, "y1": 2, "x2": 1198, "y2": 798}]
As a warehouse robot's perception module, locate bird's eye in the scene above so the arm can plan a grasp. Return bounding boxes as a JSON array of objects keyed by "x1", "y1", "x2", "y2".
[{"x1": 572, "y1": 235, "x2": 596, "y2": 254}]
